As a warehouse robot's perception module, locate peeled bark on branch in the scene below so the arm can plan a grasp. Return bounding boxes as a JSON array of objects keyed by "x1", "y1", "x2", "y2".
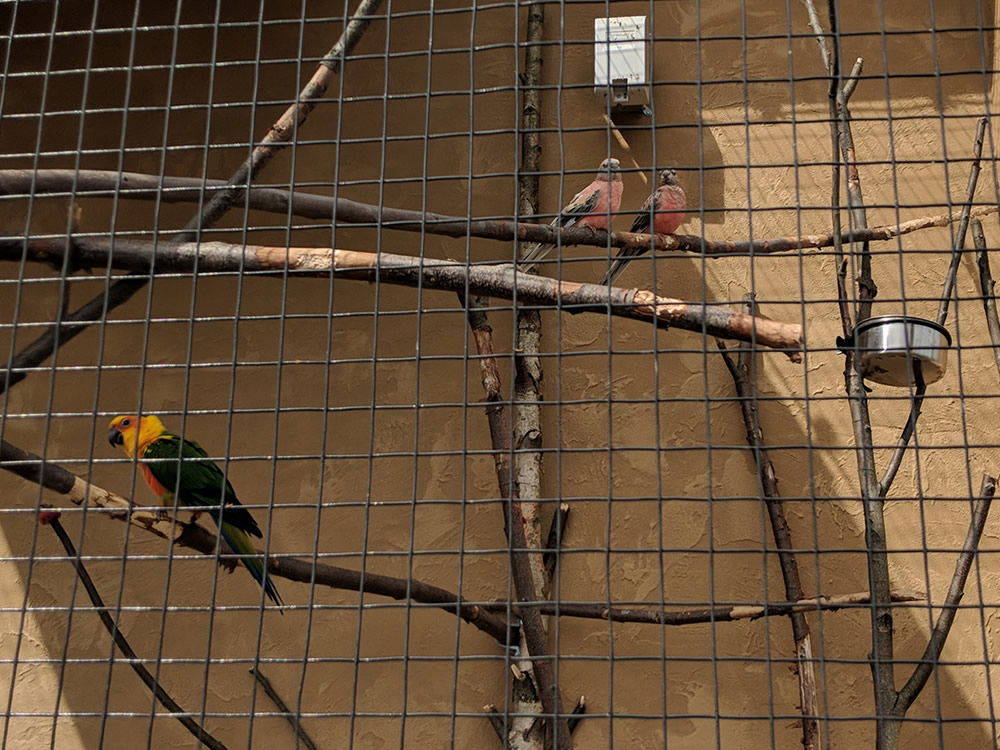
[
  {"x1": 1, "y1": 236, "x2": 804, "y2": 358},
  {"x1": 0, "y1": 440, "x2": 511, "y2": 644}
]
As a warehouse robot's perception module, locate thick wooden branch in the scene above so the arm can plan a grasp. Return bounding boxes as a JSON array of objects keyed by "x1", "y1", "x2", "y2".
[
  {"x1": 0, "y1": 440, "x2": 511, "y2": 644},
  {"x1": 45, "y1": 514, "x2": 228, "y2": 750},
  {"x1": 3, "y1": 169, "x2": 998, "y2": 258},
  {"x1": 1, "y1": 236, "x2": 804, "y2": 358},
  {"x1": 894, "y1": 475, "x2": 995, "y2": 716}
]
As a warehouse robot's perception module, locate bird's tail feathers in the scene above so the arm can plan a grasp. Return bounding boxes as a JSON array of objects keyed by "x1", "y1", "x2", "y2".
[
  {"x1": 518, "y1": 242, "x2": 553, "y2": 270},
  {"x1": 220, "y1": 522, "x2": 284, "y2": 612}
]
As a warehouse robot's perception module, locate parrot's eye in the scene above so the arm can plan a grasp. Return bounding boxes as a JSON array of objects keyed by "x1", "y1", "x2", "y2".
[{"x1": 121, "y1": 418, "x2": 131, "y2": 427}]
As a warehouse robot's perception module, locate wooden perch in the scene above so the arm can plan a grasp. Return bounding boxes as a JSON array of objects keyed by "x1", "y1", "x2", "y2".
[
  {"x1": 0, "y1": 440, "x2": 511, "y2": 644},
  {"x1": 45, "y1": 514, "x2": 228, "y2": 750},
  {"x1": 3, "y1": 168, "x2": 997, "y2": 258},
  {"x1": 1, "y1": 236, "x2": 804, "y2": 358},
  {"x1": 483, "y1": 589, "x2": 925, "y2": 625}
]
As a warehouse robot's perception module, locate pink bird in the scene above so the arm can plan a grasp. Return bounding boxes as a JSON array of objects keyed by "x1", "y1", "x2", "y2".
[
  {"x1": 520, "y1": 158, "x2": 623, "y2": 271},
  {"x1": 602, "y1": 168, "x2": 686, "y2": 285}
]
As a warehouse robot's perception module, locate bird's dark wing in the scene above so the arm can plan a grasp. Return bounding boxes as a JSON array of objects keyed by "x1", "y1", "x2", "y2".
[{"x1": 143, "y1": 435, "x2": 263, "y2": 538}]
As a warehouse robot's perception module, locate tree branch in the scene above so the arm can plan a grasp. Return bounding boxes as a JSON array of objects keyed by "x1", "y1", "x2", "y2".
[
  {"x1": 936, "y1": 116, "x2": 988, "y2": 327},
  {"x1": 43, "y1": 513, "x2": 228, "y2": 750},
  {"x1": 4, "y1": 169, "x2": 998, "y2": 259},
  {"x1": 893, "y1": 474, "x2": 995, "y2": 713},
  {"x1": 973, "y1": 219, "x2": 1000, "y2": 380},
  {"x1": 249, "y1": 669, "x2": 319, "y2": 750},
  {"x1": 717, "y1": 295, "x2": 820, "y2": 750},
  {"x1": 1, "y1": 236, "x2": 804, "y2": 358},
  {"x1": 1, "y1": 440, "x2": 511, "y2": 644},
  {"x1": 484, "y1": 589, "x2": 925, "y2": 626},
  {"x1": 0, "y1": 0, "x2": 383, "y2": 397}
]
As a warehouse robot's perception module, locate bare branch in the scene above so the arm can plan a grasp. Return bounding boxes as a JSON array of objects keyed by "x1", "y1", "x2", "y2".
[
  {"x1": 544, "y1": 503, "x2": 571, "y2": 581},
  {"x1": 44, "y1": 513, "x2": 228, "y2": 750},
  {"x1": 973, "y1": 219, "x2": 1000, "y2": 380},
  {"x1": 1, "y1": 236, "x2": 805, "y2": 357},
  {"x1": 483, "y1": 590, "x2": 926, "y2": 626},
  {"x1": 717, "y1": 295, "x2": 819, "y2": 750},
  {"x1": 249, "y1": 669, "x2": 319, "y2": 750},
  {"x1": 1, "y1": 440, "x2": 511, "y2": 644},
  {"x1": 4, "y1": 169, "x2": 998, "y2": 259},
  {"x1": 937, "y1": 116, "x2": 988, "y2": 326},
  {"x1": 801, "y1": 0, "x2": 832, "y2": 72},
  {"x1": 895, "y1": 475, "x2": 996, "y2": 713}
]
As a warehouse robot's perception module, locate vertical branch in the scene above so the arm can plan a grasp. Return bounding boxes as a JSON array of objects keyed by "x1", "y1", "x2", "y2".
[
  {"x1": 894, "y1": 475, "x2": 995, "y2": 714},
  {"x1": 836, "y1": 58, "x2": 876, "y2": 322},
  {"x1": 464, "y1": 289, "x2": 570, "y2": 749},
  {"x1": 936, "y1": 116, "x2": 988, "y2": 327},
  {"x1": 716, "y1": 296, "x2": 820, "y2": 750},
  {"x1": 0, "y1": 0, "x2": 385, "y2": 396},
  {"x1": 43, "y1": 513, "x2": 227, "y2": 750},
  {"x1": 973, "y1": 219, "x2": 1000, "y2": 380},
  {"x1": 804, "y1": 0, "x2": 895, "y2": 744}
]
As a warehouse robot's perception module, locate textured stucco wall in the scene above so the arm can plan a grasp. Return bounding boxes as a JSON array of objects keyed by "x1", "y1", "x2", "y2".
[{"x1": 2, "y1": 0, "x2": 999, "y2": 747}]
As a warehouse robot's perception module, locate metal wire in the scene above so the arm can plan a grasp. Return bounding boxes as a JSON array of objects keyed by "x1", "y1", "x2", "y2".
[{"x1": 2, "y1": 1, "x2": 1000, "y2": 748}]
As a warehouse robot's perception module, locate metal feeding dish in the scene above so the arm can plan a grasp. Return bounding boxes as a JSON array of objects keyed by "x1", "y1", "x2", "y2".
[{"x1": 853, "y1": 315, "x2": 951, "y2": 387}]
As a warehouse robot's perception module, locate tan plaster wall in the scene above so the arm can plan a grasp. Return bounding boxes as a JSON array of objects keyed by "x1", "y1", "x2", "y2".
[{"x1": 2, "y1": 0, "x2": 1000, "y2": 747}]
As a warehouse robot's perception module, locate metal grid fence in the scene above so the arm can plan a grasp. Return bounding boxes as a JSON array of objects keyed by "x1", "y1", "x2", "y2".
[{"x1": 1, "y1": 1, "x2": 999, "y2": 748}]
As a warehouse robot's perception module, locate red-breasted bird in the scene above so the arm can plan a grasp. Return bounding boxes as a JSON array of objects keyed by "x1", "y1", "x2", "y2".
[
  {"x1": 520, "y1": 158, "x2": 624, "y2": 271},
  {"x1": 108, "y1": 414, "x2": 282, "y2": 609},
  {"x1": 602, "y1": 168, "x2": 686, "y2": 285}
]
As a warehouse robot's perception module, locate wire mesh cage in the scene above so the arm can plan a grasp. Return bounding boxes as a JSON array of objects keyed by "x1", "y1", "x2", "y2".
[{"x1": 1, "y1": 1, "x2": 999, "y2": 748}]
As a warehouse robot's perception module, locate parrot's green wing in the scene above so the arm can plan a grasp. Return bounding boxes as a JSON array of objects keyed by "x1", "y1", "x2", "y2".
[{"x1": 142, "y1": 434, "x2": 263, "y2": 538}]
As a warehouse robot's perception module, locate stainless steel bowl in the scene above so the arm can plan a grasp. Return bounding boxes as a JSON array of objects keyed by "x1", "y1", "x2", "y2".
[{"x1": 853, "y1": 315, "x2": 951, "y2": 387}]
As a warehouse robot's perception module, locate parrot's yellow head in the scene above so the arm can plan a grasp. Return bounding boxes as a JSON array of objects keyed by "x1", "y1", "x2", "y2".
[{"x1": 107, "y1": 414, "x2": 166, "y2": 458}]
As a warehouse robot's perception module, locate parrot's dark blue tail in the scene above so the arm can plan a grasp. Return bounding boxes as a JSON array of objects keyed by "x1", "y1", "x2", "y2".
[{"x1": 220, "y1": 521, "x2": 284, "y2": 612}]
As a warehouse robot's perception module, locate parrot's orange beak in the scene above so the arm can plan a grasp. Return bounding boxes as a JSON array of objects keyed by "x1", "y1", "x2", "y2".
[{"x1": 108, "y1": 427, "x2": 124, "y2": 447}]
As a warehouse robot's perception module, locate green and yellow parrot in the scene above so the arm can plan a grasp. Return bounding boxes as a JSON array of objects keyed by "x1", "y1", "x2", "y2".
[{"x1": 107, "y1": 414, "x2": 283, "y2": 609}]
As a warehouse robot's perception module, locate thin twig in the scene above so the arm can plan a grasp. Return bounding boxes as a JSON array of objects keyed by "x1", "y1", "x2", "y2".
[
  {"x1": 894, "y1": 475, "x2": 995, "y2": 713},
  {"x1": 876, "y1": 364, "x2": 926, "y2": 498},
  {"x1": 544, "y1": 503, "x2": 570, "y2": 581},
  {"x1": 837, "y1": 57, "x2": 876, "y2": 322},
  {"x1": 937, "y1": 116, "x2": 989, "y2": 326},
  {"x1": 483, "y1": 704, "x2": 508, "y2": 743},
  {"x1": 482, "y1": 589, "x2": 926, "y2": 625},
  {"x1": 2, "y1": 236, "x2": 805, "y2": 357},
  {"x1": 1, "y1": 439, "x2": 510, "y2": 644},
  {"x1": 0, "y1": 0, "x2": 383, "y2": 398},
  {"x1": 249, "y1": 669, "x2": 319, "y2": 750},
  {"x1": 878, "y1": 118, "x2": 988, "y2": 499},
  {"x1": 568, "y1": 696, "x2": 586, "y2": 734},
  {"x1": 801, "y1": 0, "x2": 831, "y2": 72},
  {"x1": 4, "y1": 170, "x2": 999, "y2": 259},
  {"x1": 43, "y1": 513, "x2": 228, "y2": 750},
  {"x1": 973, "y1": 219, "x2": 1000, "y2": 380},
  {"x1": 716, "y1": 296, "x2": 820, "y2": 750}
]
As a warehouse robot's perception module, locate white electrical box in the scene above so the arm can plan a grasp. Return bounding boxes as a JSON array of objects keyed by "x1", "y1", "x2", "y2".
[{"x1": 594, "y1": 16, "x2": 649, "y2": 113}]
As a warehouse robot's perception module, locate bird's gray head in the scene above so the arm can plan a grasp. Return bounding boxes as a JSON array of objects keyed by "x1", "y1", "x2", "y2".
[
  {"x1": 597, "y1": 158, "x2": 622, "y2": 181},
  {"x1": 659, "y1": 168, "x2": 680, "y2": 186}
]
